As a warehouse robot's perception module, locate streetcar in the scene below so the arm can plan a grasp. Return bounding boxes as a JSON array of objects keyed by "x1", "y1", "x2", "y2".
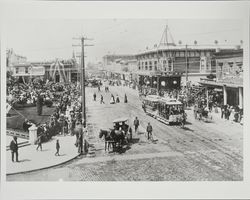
[
  {"x1": 142, "y1": 95, "x2": 160, "y2": 118},
  {"x1": 142, "y1": 95, "x2": 185, "y2": 125},
  {"x1": 157, "y1": 97, "x2": 184, "y2": 124}
]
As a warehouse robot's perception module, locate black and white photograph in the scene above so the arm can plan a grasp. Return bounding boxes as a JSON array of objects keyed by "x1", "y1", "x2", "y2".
[{"x1": 1, "y1": 1, "x2": 250, "y2": 200}]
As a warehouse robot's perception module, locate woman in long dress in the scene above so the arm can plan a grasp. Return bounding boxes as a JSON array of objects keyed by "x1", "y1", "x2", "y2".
[
  {"x1": 124, "y1": 94, "x2": 128, "y2": 103},
  {"x1": 110, "y1": 94, "x2": 115, "y2": 104}
]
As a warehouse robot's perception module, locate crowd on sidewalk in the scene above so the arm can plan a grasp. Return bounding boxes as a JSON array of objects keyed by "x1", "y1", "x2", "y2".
[{"x1": 8, "y1": 79, "x2": 89, "y2": 161}]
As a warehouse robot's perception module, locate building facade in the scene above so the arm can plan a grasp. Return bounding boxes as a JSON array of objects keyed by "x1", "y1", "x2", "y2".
[
  {"x1": 136, "y1": 46, "x2": 216, "y2": 86},
  {"x1": 6, "y1": 49, "x2": 27, "y2": 67},
  {"x1": 11, "y1": 58, "x2": 79, "y2": 83},
  {"x1": 199, "y1": 49, "x2": 243, "y2": 108},
  {"x1": 32, "y1": 58, "x2": 79, "y2": 83},
  {"x1": 102, "y1": 54, "x2": 138, "y2": 82}
]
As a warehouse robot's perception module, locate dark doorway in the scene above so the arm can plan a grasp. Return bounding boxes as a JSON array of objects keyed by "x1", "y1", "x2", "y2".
[
  {"x1": 227, "y1": 87, "x2": 239, "y2": 106},
  {"x1": 55, "y1": 74, "x2": 60, "y2": 82}
]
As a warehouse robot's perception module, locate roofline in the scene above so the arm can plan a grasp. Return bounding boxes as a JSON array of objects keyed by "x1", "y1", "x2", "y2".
[{"x1": 136, "y1": 47, "x2": 240, "y2": 57}]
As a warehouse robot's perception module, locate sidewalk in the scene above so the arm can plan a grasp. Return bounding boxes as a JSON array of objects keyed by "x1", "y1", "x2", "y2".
[{"x1": 6, "y1": 135, "x2": 79, "y2": 175}]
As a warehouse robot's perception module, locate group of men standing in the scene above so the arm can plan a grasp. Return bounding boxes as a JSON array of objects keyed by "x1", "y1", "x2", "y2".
[{"x1": 133, "y1": 117, "x2": 154, "y2": 141}]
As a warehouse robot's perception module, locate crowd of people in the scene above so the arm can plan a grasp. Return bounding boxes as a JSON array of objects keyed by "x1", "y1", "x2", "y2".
[
  {"x1": 7, "y1": 79, "x2": 65, "y2": 108},
  {"x1": 9, "y1": 79, "x2": 88, "y2": 154}
]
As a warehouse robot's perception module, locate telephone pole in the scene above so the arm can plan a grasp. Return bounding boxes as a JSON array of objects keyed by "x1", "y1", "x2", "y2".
[
  {"x1": 73, "y1": 36, "x2": 94, "y2": 128},
  {"x1": 185, "y1": 44, "x2": 189, "y2": 107}
]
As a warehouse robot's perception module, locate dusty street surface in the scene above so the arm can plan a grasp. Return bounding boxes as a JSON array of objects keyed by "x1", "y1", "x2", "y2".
[{"x1": 7, "y1": 85, "x2": 243, "y2": 181}]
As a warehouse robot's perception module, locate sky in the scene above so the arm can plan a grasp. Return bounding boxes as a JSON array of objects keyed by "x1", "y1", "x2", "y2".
[{"x1": 4, "y1": 19, "x2": 244, "y2": 63}]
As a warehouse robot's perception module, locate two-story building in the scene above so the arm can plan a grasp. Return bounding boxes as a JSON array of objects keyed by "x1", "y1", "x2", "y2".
[
  {"x1": 199, "y1": 48, "x2": 243, "y2": 108},
  {"x1": 135, "y1": 45, "x2": 218, "y2": 95}
]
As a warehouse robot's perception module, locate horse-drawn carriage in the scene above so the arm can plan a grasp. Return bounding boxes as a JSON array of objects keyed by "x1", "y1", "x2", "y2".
[
  {"x1": 197, "y1": 107, "x2": 213, "y2": 122},
  {"x1": 99, "y1": 117, "x2": 132, "y2": 152}
]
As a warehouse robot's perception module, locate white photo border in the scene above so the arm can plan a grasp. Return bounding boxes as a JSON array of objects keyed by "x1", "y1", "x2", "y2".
[{"x1": 1, "y1": 1, "x2": 250, "y2": 199}]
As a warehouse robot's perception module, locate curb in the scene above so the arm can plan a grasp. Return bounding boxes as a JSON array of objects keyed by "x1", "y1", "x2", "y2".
[{"x1": 7, "y1": 153, "x2": 80, "y2": 176}]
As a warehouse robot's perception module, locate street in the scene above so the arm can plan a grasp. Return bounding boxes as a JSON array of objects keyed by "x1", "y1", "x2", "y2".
[{"x1": 7, "y1": 85, "x2": 243, "y2": 181}]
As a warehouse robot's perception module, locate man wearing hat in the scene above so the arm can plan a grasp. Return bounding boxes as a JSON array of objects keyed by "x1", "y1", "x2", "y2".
[{"x1": 10, "y1": 136, "x2": 19, "y2": 162}]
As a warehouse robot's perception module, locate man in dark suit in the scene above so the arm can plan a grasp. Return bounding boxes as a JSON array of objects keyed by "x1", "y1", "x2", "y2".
[
  {"x1": 133, "y1": 117, "x2": 140, "y2": 133},
  {"x1": 146, "y1": 122, "x2": 153, "y2": 140},
  {"x1": 10, "y1": 136, "x2": 18, "y2": 162},
  {"x1": 23, "y1": 119, "x2": 32, "y2": 132}
]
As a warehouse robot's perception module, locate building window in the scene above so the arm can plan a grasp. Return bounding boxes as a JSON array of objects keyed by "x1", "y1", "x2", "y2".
[
  {"x1": 145, "y1": 62, "x2": 148, "y2": 70},
  {"x1": 149, "y1": 61, "x2": 152, "y2": 70},
  {"x1": 168, "y1": 60, "x2": 172, "y2": 71},
  {"x1": 154, "y1": 61, "x2": 157, "y2": 71},
  {"x1": 15, "y1": 67, "x2": 19, "y2": 74},
  {"x1": 25, "y1": 67, "x2": 29, "y2": 73},
  {"x1": 228, "y1": 62, "x2": 234, "y2": 74}
]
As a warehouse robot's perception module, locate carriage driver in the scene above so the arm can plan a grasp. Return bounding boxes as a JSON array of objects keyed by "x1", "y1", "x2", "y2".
[{"x1": 121, "y1": 122, "x2": 129, "y2": 133}]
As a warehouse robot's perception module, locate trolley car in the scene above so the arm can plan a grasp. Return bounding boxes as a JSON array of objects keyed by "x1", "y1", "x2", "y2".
[
  {"x1": 157, "y1": 98, "x2": 184, "y2": 124},
  {"x1": 142, "y1": 95, "x2": 160, "y2": 118},
  {"x1": 142, "y1": 95, "x2": 185, "y2": 125}
]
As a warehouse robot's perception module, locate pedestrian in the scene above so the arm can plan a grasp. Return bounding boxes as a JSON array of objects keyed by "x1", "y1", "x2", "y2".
[
  {"x1": 110, "y1": 94, "x2": 115, "y2": 104},
  {"x1": 128, "y1": 127, "x2": 133, "y2": 142},
  {"x1": 221, "y1": 104, "x2": 225, "y2": 119},
  {"x1": 116, "y1": 95, "x2": 120, "y2": 103},
  {"x1": 36, "y1": 135, "x2": 42, "y2": 151},
  {"x1": 55, "y1": 139, "x2": 60, "y2": 156},
  {"x1": 124, "y1": 94, "x2": 128, "y2": 103},
  {"x1": 193, "y1": 104, "x2": 198, "y2": 119},
  {"x1": 10, "y1": 136, "x2": 18, "y2": 162},
  {"x1": 146, "y1": 122, "x2": 153, "y2": 140},
  {"x1": 93, "y1": 92, "x2": 96, "y2": 101},
  {"x1": 133, "y1": 117, "x2": 140, "y2": 133},
  {"x1": 23, "y1": 119, "x2": 32, "y2": 132},
  {"x1": 100, "y1": 95, "x2": 105, "y2": 104}
]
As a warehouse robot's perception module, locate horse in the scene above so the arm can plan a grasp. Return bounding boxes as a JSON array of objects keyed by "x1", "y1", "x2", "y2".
[
  {"x1": 99, "y1": 129, "x2": 115, "y2": 152},
  {"x1": 110, "y1": 129, "x2": 125, "y2": 148}
]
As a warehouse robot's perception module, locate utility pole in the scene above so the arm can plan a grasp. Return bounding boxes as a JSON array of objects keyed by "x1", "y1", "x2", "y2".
[
  {"x1": 73, "y1": 36, "x2": 94, "y2": 128},
  {"x1": 185, "y1": 44, "x2": 189, "y2": 107}
]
